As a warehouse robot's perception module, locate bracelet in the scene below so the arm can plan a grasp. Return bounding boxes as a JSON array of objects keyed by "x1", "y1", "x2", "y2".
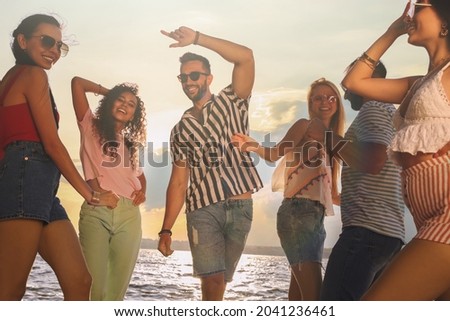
[
  {"x1": 357, "y1": 52, "x2": 378, "y2": 70},
  {"x1": 90, "y1": 190, "x2": 100, "y2": 204},
  {"x1": 362, "y1": 52, "x2": 378, "y2": 66},
  {"x1": 158, "y1": 229, "x2": 172, "y2": 237},
  {"x1": 94, "y1": 84, "x2": 102, "y2": 96},
  {"x1": 357, "y1": 56, "x2": 376, "y2": 70},
  {"x1": 193, "y1": 31, "x2": 200, "y2": 45}
]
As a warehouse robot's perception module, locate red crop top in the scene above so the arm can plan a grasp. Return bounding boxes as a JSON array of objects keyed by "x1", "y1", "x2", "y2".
[{"x1": 0, "y1": 66, "x2": 59, "y2": 159}]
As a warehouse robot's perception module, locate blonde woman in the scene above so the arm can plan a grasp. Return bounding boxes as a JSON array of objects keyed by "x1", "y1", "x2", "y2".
[{"x1": 233, "y1": 78, "x2": 345, "y2": 300}]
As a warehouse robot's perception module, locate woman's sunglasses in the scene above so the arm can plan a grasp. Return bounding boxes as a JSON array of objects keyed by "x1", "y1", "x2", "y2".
[
  {"x1": 311, "y1": 94, "x2": 338, "y2": 104},
  {"x1": 407, "y1": 1, "x2": 432, "y2": 18},
  {"x1": 30, "y1": 35, "x2": 69, "y2": 57},
  {"x1": 177, "y1": 71, "x2": 209, "y2": 83}
]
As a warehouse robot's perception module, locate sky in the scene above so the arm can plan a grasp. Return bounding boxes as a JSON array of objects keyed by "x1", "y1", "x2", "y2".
[{"x1": 1, "y1": 0, "x2": 427, "y2": 248}]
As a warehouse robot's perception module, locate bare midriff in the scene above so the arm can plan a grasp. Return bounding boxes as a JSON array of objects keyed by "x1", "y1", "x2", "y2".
[
  {"x1": 228, "y1": 191, "x2": 252, "y2": 200},
  {"x1": 398, "y1": 151, "x2": 436, "y2": 169}
]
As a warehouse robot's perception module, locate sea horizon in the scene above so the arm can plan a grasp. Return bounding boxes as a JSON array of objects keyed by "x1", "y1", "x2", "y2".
[{"x1": 140, "y1": 238, "x2": 332, "y2": 258}]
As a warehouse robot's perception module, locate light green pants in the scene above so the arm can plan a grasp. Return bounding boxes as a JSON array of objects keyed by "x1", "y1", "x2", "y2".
[{"x1": 78, "y1": 197, "x2": 142, "y2": 301}]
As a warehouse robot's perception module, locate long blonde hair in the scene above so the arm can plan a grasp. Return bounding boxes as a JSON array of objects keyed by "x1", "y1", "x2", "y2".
[{"x1": 307, "y1": 78, "x2": 345, "y2": 198}]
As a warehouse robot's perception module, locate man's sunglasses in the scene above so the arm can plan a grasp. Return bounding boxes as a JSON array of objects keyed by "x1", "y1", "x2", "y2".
[
  {"x1": 177, "y1": 72, "x2": 209, "y2": 83},
  {"x1": 30, "y1": 35, "x2": 69, "y2": 57}
]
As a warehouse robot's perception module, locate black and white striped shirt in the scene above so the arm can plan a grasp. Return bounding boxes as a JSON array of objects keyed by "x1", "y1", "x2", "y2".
[
  {"x1": 341, "y1": 101, "x2": 405, "y2": 242},
  {"x1": 170, "y1": 85, "x2": 263, "y2": 214}
]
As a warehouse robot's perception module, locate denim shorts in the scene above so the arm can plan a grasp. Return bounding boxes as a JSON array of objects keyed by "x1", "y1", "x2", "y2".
[
  {"x1": 186, "y1": 199, "x2": 253, "y2": 282},
  {"x1": 0, "y1": 141, "x2": 68, "y2": 223},
  {"x1": 277, "y1": 198, "x2": 326, "y2": 265}
]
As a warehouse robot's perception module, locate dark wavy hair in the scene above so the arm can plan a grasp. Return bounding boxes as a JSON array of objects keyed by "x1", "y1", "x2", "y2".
[
  {"x1": 179, "y1": 52, "x2": 211, "y2": 73},
  {"x1": 11, "y1": 14, "x2": 62, "y2": 65},
  {"x1": 344, "y1": 60, "x2": 387, "y2": 111},
  {"x1": 93, "y1": 83, "x2": 147, "y2": 169},
  {"x1": 432, "y1": 0, "x2": 450, "y2": 48}
]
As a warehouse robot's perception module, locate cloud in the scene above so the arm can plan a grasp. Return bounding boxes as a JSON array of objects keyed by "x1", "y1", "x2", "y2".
[{"x1": 250, "y1": 88, "x2": 309, "y2": 135}]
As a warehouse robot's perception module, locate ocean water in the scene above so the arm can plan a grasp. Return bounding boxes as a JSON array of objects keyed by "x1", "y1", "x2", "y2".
[{"x1": 24, "y1": 249, "x2": 303, "y2": 301}]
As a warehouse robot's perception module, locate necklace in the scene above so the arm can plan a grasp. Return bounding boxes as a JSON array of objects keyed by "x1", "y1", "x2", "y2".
[{"x1": 429, "y1": 55, "x2": 450, "y2": 73}]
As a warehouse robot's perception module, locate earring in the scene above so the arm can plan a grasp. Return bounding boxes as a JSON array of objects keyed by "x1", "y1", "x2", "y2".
[{"x1": 441, "y1": 23, "x2": 449, "y2": 37}]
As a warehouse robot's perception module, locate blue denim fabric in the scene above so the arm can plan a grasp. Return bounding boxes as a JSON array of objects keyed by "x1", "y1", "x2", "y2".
[
  {"x1": 276, "y1": 198, "x2": 326, "y2": 265},
  {"x1": 0, "y1": 141, "x2": 67, "y2": 223},
  {"x1": 186, "y1": 199, "x2": 253, "y2": 282},
  {"x1": 320, "y1": 226, "x2": 403, "y2": 301}
]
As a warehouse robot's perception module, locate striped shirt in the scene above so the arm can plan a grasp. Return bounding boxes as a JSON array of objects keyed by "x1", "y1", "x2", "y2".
[
  {"x1": 170, "y1": 85, "x2": 263, "y2": 214},
  {"x1": 341, "y1": 101, "x2": 405, "y2": 243}
]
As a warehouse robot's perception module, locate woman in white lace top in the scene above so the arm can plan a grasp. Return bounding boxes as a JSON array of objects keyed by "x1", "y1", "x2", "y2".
[{"x1": 342, "y1": 0, "x2": 450, "y2": 300}]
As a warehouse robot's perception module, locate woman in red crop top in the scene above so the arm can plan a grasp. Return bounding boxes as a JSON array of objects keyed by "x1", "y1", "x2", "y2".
[
  {"x1": 0, "y1": 14, "x2": 119, "y2": 300},
  {"x1": 342, "y1": 1, "x2": 450, "y2": 300}
]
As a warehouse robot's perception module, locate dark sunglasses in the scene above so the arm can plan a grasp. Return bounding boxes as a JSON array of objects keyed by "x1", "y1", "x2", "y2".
[
  {"x1": 30, "y1": 35, "x2": 69, "y2": 57},
  {"x1": 177, "y1": 71, "x2": 209, "y2": 83}
]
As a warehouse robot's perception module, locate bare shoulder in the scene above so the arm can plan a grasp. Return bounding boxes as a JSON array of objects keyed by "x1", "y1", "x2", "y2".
[
  {"x1": 283, "y1": 118, "x2": 309, "y2": 138},
  {"x1": 22, "y1": 66, "x2": 48, "y2": 83},
  {"x1": 291, "y1": 118, "x2": 309, "y2": 130},
  {"x1": 441, "y1": 67, "x2": 450, "y2": 86},
  {"x1": 20, "y1": 66, "x2": 49, "y2": 96},
  {"x1": 0, "y1": 66, "x2": 47, "y2": 103},
  {"x1": 441, "y1": 68, "x2": 450, "y2": 99}
]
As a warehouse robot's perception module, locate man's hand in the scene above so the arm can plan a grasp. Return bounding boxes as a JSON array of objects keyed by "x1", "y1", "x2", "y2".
[
  {"x1": 158, "y1": 234, "x2": 174, "y2": 257},
  {"x1": 161, "y1": 26, "x2": 197, "y2": 48}
]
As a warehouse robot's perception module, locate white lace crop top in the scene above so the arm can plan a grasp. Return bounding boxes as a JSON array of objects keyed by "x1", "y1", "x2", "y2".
[{"x1": 389, "y1": 62, "x2": 450, "y2": 161}]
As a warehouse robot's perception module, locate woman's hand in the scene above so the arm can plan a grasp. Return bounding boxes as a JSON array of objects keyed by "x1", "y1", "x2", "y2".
[
  {"x1": 131, "y1": 189, "x2": 146, "y2": 206},
  {"x1": 97, "y1": 190, "x2": 119, "y2": 208},
  {"x1": 305, "y1": 118, "x2": 327, "y2": 143},
  {"x1": 433, "y1": 141, "x2": 450, "y2": 158},
  {"x1": 386, "y1": 2, "x2": 410, "y2": 39},
  {"x1": 332, "y1": 192, "x2": 341, "y2": 206},
  {"x1": 231, "y1": 133, "x2": 259, "y2": 153}
]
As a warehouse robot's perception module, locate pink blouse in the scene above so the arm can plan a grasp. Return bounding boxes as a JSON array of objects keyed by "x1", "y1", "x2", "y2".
[{"x1": 78, "y1": 109, "x2": 143, "y2": 199}]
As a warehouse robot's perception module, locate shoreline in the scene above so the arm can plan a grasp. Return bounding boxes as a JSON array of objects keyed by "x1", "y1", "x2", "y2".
[{"x1": 140, "y1": 239, "x2": 331, "y2": 258}]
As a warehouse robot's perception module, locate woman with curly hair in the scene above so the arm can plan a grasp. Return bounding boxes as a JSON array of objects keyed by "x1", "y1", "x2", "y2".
[{"x1": 71, "y1": 76, "x2": 147, "y2": 300}]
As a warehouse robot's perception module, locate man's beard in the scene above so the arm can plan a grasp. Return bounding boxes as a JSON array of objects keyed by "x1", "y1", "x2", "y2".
[{"x1": 184, "y1": 81, "x2": 207, "y2": 102}]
